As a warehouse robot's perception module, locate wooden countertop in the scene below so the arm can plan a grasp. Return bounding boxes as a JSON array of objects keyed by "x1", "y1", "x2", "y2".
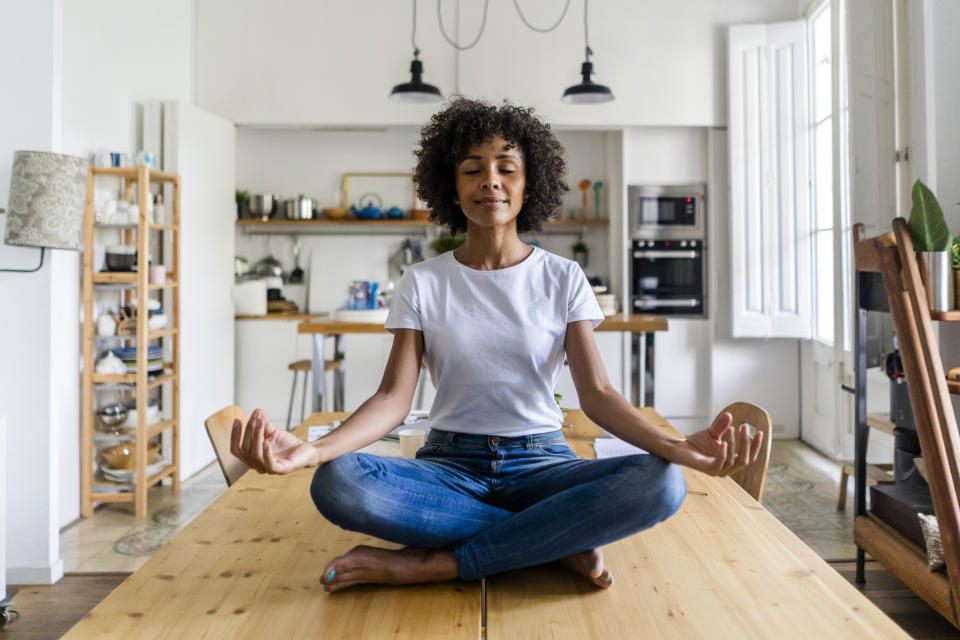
[
  {"x1": 296, "y1": 313, "x2": 667, "y2": 335},
  {"x1": 236, "y1": 312, "x2": 327, "y2": 321},
  {"x1": 65, "y1": 409, "x2": 905, "y2": 639}
]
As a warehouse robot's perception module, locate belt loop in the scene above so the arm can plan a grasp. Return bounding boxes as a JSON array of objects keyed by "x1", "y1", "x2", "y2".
[
  {"x1": 526, "y1": 434, "x2": 534, "y2": 449},
  {"x1": 445, "y1": 430, "x2": 455, "y2": 447}
]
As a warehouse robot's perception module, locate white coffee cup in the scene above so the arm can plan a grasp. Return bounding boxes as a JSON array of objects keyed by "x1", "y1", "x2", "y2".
[{"x1": 398, "y1": 428, "x2": 426, "y2": 458}]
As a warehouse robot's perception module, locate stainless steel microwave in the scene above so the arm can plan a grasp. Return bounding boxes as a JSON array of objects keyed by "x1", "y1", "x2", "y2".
[{"x1": 628, "y1": 184, "x2": 706, "y2": 239}]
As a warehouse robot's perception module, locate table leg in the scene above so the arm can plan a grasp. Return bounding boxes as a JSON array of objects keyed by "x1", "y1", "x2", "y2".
[
  {"x1": 633, "y1": 332, "x2": 648, "y2": 408},
  {"x1": 333, "y1": 335, "x2": 345, "y2": 412},
  {"x1": 311, "y1": 334, "x2": 325, "y2": 412}
]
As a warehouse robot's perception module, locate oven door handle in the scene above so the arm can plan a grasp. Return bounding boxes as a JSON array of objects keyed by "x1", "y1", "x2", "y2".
[
  {"x1": 632, "y1": 250, "x2": 699, "y2": 259},
  {"x1": 634, "y1": 298, "x2": 700, "y2": 308}
]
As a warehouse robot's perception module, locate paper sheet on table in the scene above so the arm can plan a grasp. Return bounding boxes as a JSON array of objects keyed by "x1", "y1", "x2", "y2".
[{"x1": 594, "y1": 438, "x2": 648, "y2": 459}]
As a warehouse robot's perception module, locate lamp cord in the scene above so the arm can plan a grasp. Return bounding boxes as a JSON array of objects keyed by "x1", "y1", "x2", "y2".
[
  {"x1": 583, "y1": 0, "x2": 592, "y2": 60},
  {"x1": 0, "y1": 246, "x2": 45, "y2": 273},
  {"x1": 513, "y1": 0, "x2": 571, "y2": 33},
  {"x1": 411, "y1": 0, "x2": 419, "y2": 55},
  {"x1": 436, "y1": 0, "x2": 489, "y2": 51}
]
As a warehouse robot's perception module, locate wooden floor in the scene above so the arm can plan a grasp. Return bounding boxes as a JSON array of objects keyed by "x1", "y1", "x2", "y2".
[
  {"x1": 3, "y1": 574, "x2": 127, "y2": 639},
  {"x1": 4, "y1": 563, "x2": 957, "y2": 638}
]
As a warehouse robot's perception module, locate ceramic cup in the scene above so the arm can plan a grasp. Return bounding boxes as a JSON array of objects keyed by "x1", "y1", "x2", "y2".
[
  {"x1": 398, "y1": 428, "x2": 426, "y2": 459},
  {"x1": 149, "y1": 265, "x2": 166, "y2": 284}
]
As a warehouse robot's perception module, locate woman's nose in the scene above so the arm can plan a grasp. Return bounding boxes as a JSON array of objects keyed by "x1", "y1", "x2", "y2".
[{"x1": 480, "y1": 168, "x2": 501, "y2": 189}]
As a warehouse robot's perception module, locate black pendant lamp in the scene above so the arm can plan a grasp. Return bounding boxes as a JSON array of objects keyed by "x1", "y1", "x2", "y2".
[
  {"x1": 561, "y1": 0, "x2": 614, "y2": 104},
  {"x1": 389, "y1": 0, "x2": 444, "y2": 103}
]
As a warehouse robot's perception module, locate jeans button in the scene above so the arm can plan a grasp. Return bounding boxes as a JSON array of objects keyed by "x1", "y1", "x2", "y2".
[{"x1": 490, "y1": 437, "x2": 500, "y2": 445}]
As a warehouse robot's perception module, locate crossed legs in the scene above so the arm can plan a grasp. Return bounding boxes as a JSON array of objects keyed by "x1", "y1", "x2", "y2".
[{"x1": 309, "y1": 451, "x2": 686, "y2": 591}]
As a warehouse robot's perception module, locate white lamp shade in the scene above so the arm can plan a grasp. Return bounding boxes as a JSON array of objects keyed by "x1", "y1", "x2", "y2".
[{"x1": 4, "y1": 151, "x2": 88, "y2": 250}]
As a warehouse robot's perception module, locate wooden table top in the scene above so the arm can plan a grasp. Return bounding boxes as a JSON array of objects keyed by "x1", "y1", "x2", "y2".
[
  {"x1": 62, "y1": 411, "x2": 478, "y2": 640},
  {"x1": 65, "y1": 409, "x2": 905, "y2": 639},
  {"x1": 486, "y1": 409, "x2": 908, "y2": 639},
  {"x1": 297, "y1": 312, "x2": 667, "y2": 335}
]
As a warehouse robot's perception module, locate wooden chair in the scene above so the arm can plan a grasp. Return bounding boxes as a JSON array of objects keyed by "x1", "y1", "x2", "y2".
[
  {"x1": 853, "y1": 220, "x2": 960, "y2": 629},
  {"x1": 204, "y1": 405, "x2": 250, "y2": 487},
  {"x1": 721, "y1": 401, "x2": 773, "y2": 502}
]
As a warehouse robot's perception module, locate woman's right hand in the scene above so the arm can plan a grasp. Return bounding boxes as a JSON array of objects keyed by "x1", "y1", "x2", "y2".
[{"x1": 230, "y1": 408, "x2": 319, "y2": 475}]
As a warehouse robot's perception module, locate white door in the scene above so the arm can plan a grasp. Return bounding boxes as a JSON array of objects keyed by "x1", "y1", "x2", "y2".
[
  {"x1": 800, "y1": 0, "x2": 897, "y2": 457},
  {"x1": 163, "y1": 101, "x2": 236, "y2": 480}
]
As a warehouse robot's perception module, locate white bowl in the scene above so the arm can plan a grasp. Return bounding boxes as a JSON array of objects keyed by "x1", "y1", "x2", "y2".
[{"x1": 332, "y1": 308, "x2": 390, "y2": 323}]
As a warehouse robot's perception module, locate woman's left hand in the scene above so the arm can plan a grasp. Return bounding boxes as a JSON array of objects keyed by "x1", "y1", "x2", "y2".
[{"x1": 669, "y1": 411, "x2": 764, "y2": 477}]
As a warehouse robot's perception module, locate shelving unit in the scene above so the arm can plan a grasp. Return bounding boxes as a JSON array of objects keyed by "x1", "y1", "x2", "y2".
[
  {"x1": 80, "y1": 165, "x2": 181, "y2": 518},
  {"x1": 851, "y1": 221, "x2": 960, "y2": 629}
]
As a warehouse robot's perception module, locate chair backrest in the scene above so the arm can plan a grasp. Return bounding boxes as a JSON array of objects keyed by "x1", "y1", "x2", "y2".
[
  {"x1": 204, "y1": 405, "x2": 250, "y2": 487},
  {"x1": 722, "y1": 402, "x2": 773, "y2": 502}
]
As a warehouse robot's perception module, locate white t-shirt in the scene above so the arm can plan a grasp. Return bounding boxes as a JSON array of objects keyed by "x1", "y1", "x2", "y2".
[{"x1": 385, "y1": 246, "x2": 604, "y2": 436}]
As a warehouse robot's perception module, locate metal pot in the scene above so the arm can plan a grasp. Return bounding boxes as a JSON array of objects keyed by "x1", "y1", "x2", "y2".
[
  {"x1": 283, "y1": 195, "x2": 316, "y2": 220},
  {"x1": 252, "y1": 255, "x2": 284, "y2": 279},
  {"x1": 247, "y1": 193, "x2": 278, "y2": 221}
]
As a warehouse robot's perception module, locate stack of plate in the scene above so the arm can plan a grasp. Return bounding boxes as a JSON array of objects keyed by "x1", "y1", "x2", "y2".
[
  {"x1": 102, "y1": 458, "x2": 166, "y2": 483},
  {"x1": 111, "y1": 346, "x2": 164, "y2": 373}
]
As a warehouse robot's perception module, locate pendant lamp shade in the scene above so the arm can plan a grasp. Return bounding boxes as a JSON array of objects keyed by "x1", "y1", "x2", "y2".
[
  {"x1": 4, "y1": 151, "x2": 88, "y2": 250},
  {"x1": 562, "y1": 61, "x2": 614, "y2": 104},
  {"x1": 389, "y1": 57, "x2": 444, "y2": 103}
]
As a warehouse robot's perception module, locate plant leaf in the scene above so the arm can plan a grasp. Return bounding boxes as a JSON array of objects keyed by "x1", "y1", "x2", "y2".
[{"x1": 908, "y1": 179, "x2": 951, "y2": 251}]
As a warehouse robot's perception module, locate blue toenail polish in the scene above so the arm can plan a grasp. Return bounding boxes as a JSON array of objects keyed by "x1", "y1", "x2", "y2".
[{"x1": 326, "y1": 570, "x2": 335, "y2": 582}]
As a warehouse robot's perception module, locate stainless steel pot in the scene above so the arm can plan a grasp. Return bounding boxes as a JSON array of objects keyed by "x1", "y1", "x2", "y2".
[
  {"x1": 247, "y1": 193, "x2": 278, "y2": 221},
  {"x1": 283, "y1": 195, "x2": 316, "y2": 220},
  {"x1": 252, "y1": 255, "x2": 284, "y2": 279}
]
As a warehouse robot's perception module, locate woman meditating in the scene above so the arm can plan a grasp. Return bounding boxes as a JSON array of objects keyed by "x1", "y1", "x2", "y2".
[{"x1": 231, "y1": 97, "x2": 763, "y2": 593}]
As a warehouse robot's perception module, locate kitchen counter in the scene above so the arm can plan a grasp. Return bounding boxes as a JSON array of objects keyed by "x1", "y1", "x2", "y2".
[{"x1": 235, "y1": 312, "x2": 328, "y2": 321}]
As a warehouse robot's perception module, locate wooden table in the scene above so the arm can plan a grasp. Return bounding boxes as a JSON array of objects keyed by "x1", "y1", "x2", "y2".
[
  {"x1": 64, "y1": 410, "x2": 907, "y2": 639},
  {"x1": 297, "y1": 313, "x2": 668, "y2": 412}
]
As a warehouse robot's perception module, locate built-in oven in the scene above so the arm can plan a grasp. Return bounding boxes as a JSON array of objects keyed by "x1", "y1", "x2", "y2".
[
  {"x1": 628, "y1": 184, "x2": 706, "y2": 239},
  {"x1": 631, "y1": 238, "x2": 706, "y2": 317}
]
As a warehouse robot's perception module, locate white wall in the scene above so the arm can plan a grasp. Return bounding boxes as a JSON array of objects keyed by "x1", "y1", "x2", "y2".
[
  {"x1": 0, "y1": 0, "x2": 65, "y2": 586},
  {"x1": 197, "y1": 0, "x2": 799, "y2": 128},
  {"x1": 55, "y1": 0, "x2": 197, "y2": 526},
  {"x1": 0, "y1": 0, "x2": 200, "y2": 585},
  {"x1": 708, "y1": 129, "x2": 800, "y2": 437},
  {"x1": 0, "y1": 417, "x2": 6, "y2": 600},
  {"x1": 909, "y1": 1, "x2": 960, "y2": 418},
  {"x1": 163, "y1": 101, "x2": 236, "y2": 480}
]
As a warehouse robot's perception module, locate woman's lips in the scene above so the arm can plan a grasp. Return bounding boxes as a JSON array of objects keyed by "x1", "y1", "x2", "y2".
[{"x1": 475, "y1": 198, "x2": 507, "y2": 207}]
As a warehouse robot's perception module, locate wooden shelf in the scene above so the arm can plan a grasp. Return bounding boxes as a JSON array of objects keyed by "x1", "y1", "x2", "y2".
[
  {"x1": 93, "y1": 419, "x2": 175, "y2": 442},
  {"x1": 930, "y1": 309, "x2": 960, "y2": 321},
  {"x1": 866, "y1": 412, "x2": 896, "y2": 436},
  {"x1": 82, "y1": 164, "x2": 181, "y2": 518},
  {"x1": 91, "y1": 166, "x2": 178, "y2": 183},
  {"x1": 91, "y1": 463, "x2": 178, "y2": 494},
  {"x1": 93, "y1": 272, "x2": 137, "y2": 284}
]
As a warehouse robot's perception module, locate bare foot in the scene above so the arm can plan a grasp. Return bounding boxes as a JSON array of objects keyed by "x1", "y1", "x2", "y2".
[
  {"x1": 559, "y1": 548, "x2": 613, "y2": 589},
  {"x1": 320, "y1": 545, "x2": 459, "y2": 593}
]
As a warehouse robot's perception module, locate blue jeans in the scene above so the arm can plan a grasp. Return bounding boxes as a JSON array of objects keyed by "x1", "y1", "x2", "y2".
[{"x1": 310, "y1": 428, "x2": 686, "y2": 581}]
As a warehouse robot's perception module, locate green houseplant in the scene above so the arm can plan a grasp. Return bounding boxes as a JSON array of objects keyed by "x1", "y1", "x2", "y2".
[
  {"x1": 907, "y1": 179, "x2": 953, "y2": 311},
  {"x1": 429, "y1": 232, "x2": 466, "y2": 255},
  {"x1": 952, "y1": 233, "x2": 960, "y2": 309}
]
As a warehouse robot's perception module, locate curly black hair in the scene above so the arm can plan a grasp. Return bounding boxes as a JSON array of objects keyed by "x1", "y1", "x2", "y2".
[{"x1": 413, "y1": 97, "x2": 568, "y2": 235}]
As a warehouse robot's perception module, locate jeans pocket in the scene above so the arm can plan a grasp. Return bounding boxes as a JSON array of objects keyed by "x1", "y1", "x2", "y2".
[
  {"x1": 415, "y1": 443, "x2": 445, "y2": 458},
  {"x1": 535, "y1": 444, "x2": 578, "y2": 459}
]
